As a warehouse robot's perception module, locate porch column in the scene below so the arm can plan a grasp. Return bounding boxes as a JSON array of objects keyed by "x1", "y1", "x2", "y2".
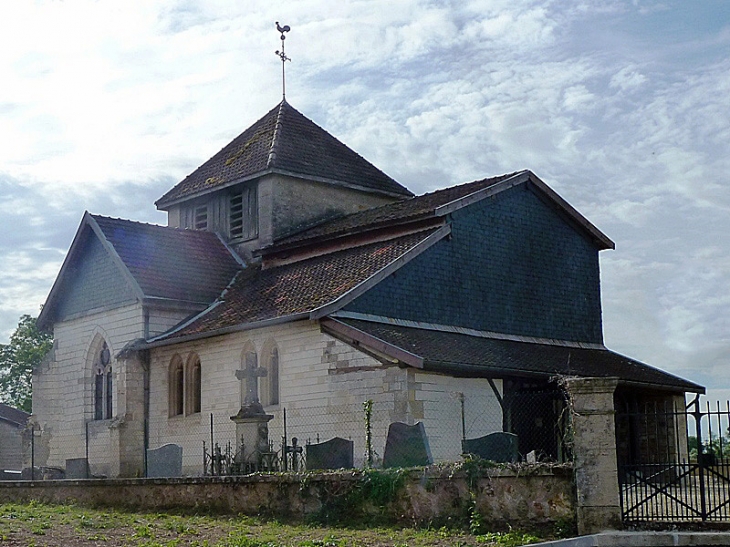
[{"x1": 564, "y1": 377, "x2": 621, "y2": 535}]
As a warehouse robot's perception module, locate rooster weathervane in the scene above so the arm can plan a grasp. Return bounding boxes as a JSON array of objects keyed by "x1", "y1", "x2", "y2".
[{"x1": 275, "y1": 22, "x2": 291, "y2": 100}]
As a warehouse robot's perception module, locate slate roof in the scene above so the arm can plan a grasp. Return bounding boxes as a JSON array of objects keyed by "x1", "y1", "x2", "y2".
[
  {"x1": 334, "y1": 319, "x2": 704, "y2": 393},
  {"x1": 92, "y1": 215, "x2": 241, "y2": 304},
  {"x1": 153, "y1": 229, "x2": 440, "y2": 341},
  {"x1": 0, "y1": 403, "x2": 29, "y2": 427},
  {"x1": 265, "y1": 172, "x2": 521, "y2": 251},
  {"x1": 156, "y1": 100, "x2": 412, "y2": 208}
]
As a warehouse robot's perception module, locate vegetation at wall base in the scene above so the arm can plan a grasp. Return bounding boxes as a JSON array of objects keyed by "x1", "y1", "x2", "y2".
[{"x1": 0, "y1": 501, "x2": 553, "y2": 547}]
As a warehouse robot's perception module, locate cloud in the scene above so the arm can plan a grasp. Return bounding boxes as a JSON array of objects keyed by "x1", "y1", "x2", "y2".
[{"x1": 0, "y1": 0, "x2": 728, "y2": 399}]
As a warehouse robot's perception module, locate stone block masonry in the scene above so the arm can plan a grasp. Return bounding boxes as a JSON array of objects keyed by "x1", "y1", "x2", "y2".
[{"x1": 0, "y1": 464, "x2": 574, "y2": 530}]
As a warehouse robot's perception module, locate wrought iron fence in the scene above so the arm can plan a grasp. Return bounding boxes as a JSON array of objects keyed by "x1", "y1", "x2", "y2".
[{"x1": 616, "y1": 396, "x2": 730, "y2": 523}]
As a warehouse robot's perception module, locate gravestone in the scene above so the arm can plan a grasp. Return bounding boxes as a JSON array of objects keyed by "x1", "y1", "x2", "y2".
[
  {"x1": 146, "y1": 443, "x2": 183, "y2": 478},
  {"x1": 462, "y1": 432, "x2": 519, "y2": 463},
  {"x1": 383, "y1": 422, "x2": 433, "y2": 468},
  {"x1": 65, "y1": 457, "x2": 90, "y2": 479},
  {"x1": 306, "y1": 437, "x2": 354, "y2": 470}
]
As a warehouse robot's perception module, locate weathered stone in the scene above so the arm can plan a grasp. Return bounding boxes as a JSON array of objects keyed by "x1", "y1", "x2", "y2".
[
  {"x1": 462, "y1": 432, "x2": 518, "y2": 463},
  {"x1": 383, "y1": 422, "x2": 433, "y2": 468},
  {"x1": 65, "y1": 458, "x2": 89, "y2": 479},
  {"x1": 146, "y1": 444, "x2": 182, "y2": 478},
  {"x1": 306, "y1": 437, "x2": 354, "y2": 470},
  {"x1": 0, "y1": 464, "x2": 574, "y2": 528},
  {"x1": 564, "y1": 377, "x2": 621, "y2": 535}
]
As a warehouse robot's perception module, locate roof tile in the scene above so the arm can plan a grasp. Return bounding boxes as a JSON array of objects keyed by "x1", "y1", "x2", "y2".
[
  {"x1": 92, "y1": 215, "x2": 241, "y2": 304},
  {"x1": 160, "y1": 230, "x2": 437, "y2": 339},
  {"x1": 156, "y1": 101, "x2": 411, "y2": 207}
]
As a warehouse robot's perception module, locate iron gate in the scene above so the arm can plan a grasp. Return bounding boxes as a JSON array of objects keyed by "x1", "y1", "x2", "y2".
[{"x1": 616, "y1": 396, "x2": 730, "y2": 523}]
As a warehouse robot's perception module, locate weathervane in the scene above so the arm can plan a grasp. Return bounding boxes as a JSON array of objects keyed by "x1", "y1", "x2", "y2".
[{"x1": 275, "y1": 22, "x2": 291, "y2": 100}]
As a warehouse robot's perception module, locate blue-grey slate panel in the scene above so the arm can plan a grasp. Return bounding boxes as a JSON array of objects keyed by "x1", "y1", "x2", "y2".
[
  {"x1": 55, "y1": 233, "x2": 137, "y2": 321},
  {"x1": 345, "y1": 184, "x2": 603, "y2": 344}
]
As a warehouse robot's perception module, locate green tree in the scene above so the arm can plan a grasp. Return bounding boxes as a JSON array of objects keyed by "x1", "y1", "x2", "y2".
[{"x1": 0, "y1": 315, "x2": 53, "y2": 412}]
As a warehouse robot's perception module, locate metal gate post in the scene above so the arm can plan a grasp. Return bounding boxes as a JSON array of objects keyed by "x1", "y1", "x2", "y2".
[{"x1": 692, "y1": 396, "x2": 707, "y2": 520}]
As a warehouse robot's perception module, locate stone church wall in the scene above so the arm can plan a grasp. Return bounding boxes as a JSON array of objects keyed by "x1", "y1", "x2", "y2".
[
  {"x1": 148, "y1": 320, "x2": 503, "y2": 475},
  {"x1": 32, "y1": 303, "x2": 146, "y2": 477},
  {"x1": 0, "y1": 421, "x2": 24, "y2": 471}
]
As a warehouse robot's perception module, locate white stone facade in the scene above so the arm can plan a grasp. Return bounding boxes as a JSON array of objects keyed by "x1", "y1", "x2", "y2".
[
  {"x1": 32, "y1": 303, "x2": 193, "y2": 477},
  {"x1": 34, "y1": 306, "x2": 502, "y2": 478},
  {"x1": 148, "y1": 319, "x2": 503, "y2": 476}
]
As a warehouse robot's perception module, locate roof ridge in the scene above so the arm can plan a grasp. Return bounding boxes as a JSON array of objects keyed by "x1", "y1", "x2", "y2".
[
  {"x1": 267, "y1": 100, "x2": 287, "y2": 168},
  {"x1": 264, "y1": 172, "x2": 522, "y2": 251},
  {"x1": 91, "y1": 214, "x2": 223, "y2": 238}
]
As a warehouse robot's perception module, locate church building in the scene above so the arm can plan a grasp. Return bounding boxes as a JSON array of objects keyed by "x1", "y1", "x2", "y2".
[{"x1": 33, "y1": 100, "x2": 702, "y2": 477}]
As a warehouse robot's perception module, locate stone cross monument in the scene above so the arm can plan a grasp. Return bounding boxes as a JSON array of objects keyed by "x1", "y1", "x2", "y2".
[
  {"x1": 230, "y1": 352, "x2": 273, "y2": 467},
  {"x1": 235, "y1": 352, "x2": 268, "y2": 415}
]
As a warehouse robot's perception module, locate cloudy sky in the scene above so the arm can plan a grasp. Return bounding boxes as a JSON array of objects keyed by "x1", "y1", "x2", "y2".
[{"x1": 1, "y1": 1, "x2": 728, "y2": 401}]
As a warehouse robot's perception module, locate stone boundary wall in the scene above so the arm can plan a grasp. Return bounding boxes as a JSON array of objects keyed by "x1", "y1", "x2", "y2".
[{"x1": 0, "y1": 464, "x2": 574, "y2": 529}]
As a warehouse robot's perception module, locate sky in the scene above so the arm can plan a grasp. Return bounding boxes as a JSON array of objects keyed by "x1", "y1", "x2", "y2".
[{"x1": 0, "y1": 1, "x2": 728, "y2": 403}]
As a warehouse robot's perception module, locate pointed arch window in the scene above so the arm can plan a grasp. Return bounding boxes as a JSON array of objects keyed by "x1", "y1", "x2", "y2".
[
  {"x1": 169, "y1": 353, "x2": 202, "y2": 417},
  {"x1": 260, "y1": 343, "x2": 280, "y2": 407},
  {"x1": 93, "y1": 341, "x2": 113, "y2": 420},
  {"x1": 169, "y1": 355, "x2": 184, "y2": 417},
  {"x1": 186, "y1": 354, "x2": 202, "y2": 415}
]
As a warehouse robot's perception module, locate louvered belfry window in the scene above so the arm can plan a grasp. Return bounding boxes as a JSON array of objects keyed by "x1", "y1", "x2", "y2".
[
  {"x1": 193, "y1": 205, "x2": 208, "y2": 230},
  {"x1": 229, "y1": 185, "x2": 258, "y2": 240}
]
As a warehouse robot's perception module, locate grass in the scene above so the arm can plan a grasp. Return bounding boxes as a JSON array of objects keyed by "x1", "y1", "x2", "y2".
[{"x1": 0, "y1": 501, "x2": 550, "y2": 547}]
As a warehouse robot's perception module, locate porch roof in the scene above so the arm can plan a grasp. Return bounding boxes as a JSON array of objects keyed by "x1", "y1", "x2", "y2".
[{"x1": 323, "y1": 317, "x2": 704, "y2": 394}]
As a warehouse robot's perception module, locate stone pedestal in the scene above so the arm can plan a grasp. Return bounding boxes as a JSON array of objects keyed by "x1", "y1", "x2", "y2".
[
  {"x1": 564, "y1": 377, "x2": 622, "y2": 535},
  {"x1": 230, "y1": 405, "x2": 274, "y2": 465}
]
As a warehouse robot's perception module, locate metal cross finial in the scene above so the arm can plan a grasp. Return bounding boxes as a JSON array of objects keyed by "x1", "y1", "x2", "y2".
[{"x1": 275, "y1": 22, "x2": 291, "y2": 100}]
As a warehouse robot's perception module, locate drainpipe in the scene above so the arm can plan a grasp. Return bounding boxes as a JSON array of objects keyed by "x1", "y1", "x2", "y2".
[
  {"x1": 142, "y1": 306, "x2": 151, "y2": 476},
  {"x1": 141, "y1": 348, "x2": 150, "y2": 477}
]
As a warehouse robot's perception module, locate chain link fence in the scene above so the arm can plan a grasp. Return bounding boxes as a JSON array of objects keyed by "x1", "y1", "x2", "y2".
[{"x1": 19, "y1": 388, "x2": 570, "y2": 478}]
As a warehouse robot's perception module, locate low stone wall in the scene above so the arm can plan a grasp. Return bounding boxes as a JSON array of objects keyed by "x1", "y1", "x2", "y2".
[{"x1": 0, "y1": 463, "x2": 574, "y2": 530}]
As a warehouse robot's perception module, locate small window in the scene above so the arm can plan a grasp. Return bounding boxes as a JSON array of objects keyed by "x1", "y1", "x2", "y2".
[
  {"x1": 268, "y1": 346, "x2": 279, "y2": 406},
  {"x1": 169, "y1": 356, "x2": 184, "y2": 417},
  {"x1": 169, "y1": 353, "x2": 202, "y2": 417},
  {"x1": 260, "y1": 343, "x2": 279, "y2": 407},
  {"x1": 94, "y1": 341, "x2": 113, "y2": 420},
  {"x1": 230, "y1": 186, "x2": 258, "y2": 240},
  {"x1": 186, "y1": 355, "x2": 202, "y2": 415},
  {"x1": 194, "y1": 205, "x2": 208, "y2": 230}
]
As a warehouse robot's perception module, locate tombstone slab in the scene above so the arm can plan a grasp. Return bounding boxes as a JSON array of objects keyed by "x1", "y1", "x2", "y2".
[
  {"x1": 462, "y1": 432, "x2": 519, "y2": 463},
  {"x1": 146, "y1": 443, "x2": 183, "y2": 478},
  {"x1": 383, "y1": 422, "x2": 433, "y2": 468},
  {"x1": 306, "y1": 437, "x2": 354, "y2": 470},
  {"x1": 65, "y1": 458, "x2": 90, "y2": 479}
]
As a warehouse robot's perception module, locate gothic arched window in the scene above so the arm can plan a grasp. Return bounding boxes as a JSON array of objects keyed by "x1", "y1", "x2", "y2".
[
  {"x1": 260, "y1": 342, "x2": 279, "y2": 407},
  {"x1": 168, "y1": 353, "x2": 202, "y2": 417},
  {"x1": 169, "y1": 355, "x2": 184, "y2": 417},
  {"x1": 186, "y1": 354, "x2": 202, "y2": 415},
  {"x1": 93, "y1": 341, "x2": 113, "y2": 420}
]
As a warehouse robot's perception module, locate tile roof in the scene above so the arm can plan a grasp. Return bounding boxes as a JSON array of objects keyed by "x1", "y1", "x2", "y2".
[
  {"x1": 155, "y1": 230, "x2": 438, "y2": 341},
  {"x1": 265, "y1": 172, "x2": 521, "y2": 251},
  {"x1": 335, "y1": 319, "x2": 704, "y2": 393},
  {"x1": 0, "y1": 403, "x2": 29, "y2": 427},
  {"x1": 92, "y1": 215, "x2": 241, "y2": 304},
  {"x1": 156, "y1": 100, "x2": 412, "y2": 208}
]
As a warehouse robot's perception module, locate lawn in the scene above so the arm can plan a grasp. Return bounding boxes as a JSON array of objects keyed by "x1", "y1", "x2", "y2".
[{"x1": 0, "y1": 501, "x2": 548, "y2": 547}]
